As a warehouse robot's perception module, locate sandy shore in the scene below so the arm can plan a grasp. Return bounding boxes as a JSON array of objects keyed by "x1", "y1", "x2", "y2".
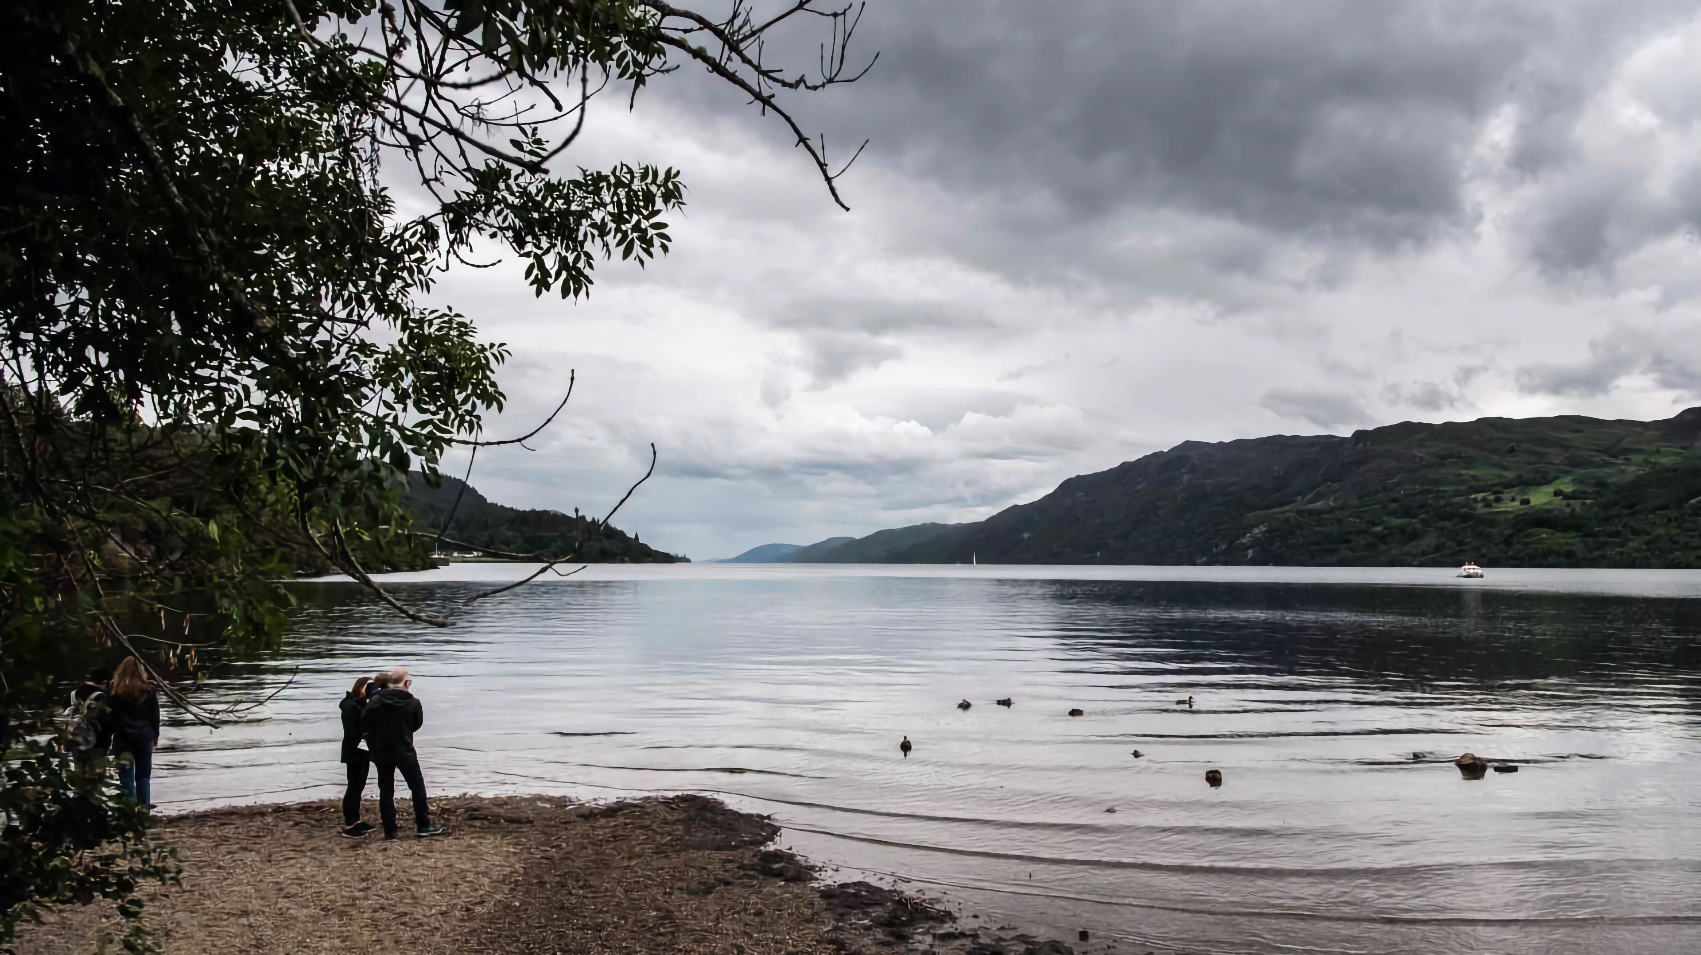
[{"x1": 12, "y1": 794, "x2": 1104, "y2": 955}]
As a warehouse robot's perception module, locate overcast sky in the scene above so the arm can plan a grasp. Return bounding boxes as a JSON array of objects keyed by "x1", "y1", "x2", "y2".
[{"x1": 426, "y1": 0, "x2": 1701, "y2": 560}]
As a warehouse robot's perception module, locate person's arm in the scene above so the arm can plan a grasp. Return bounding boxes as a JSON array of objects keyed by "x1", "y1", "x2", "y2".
[
  {"x1": 409, "y1": 699, "x2": 423, "y2": 734},
  {"x1": 149, "y1": 691, "x2": 161, "y2": 743}
]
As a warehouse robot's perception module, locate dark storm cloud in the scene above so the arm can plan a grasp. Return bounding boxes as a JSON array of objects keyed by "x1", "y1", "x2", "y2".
[
  {"x1": 712, "y1": 1, "x2": 1691, "y2": 247},
  {"x1": 768, "y1": 296, "x2": 997, "y2": 335}
]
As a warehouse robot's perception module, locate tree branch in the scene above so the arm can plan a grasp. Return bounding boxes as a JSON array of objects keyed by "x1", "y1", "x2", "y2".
[{"x1": 449, "y1": 370, "x2": 573, "y2": 447}]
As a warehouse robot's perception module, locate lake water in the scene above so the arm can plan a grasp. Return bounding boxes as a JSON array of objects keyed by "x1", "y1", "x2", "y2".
[{"x1": 157, "y1": 565, "x2": 1701, "y2": 954}]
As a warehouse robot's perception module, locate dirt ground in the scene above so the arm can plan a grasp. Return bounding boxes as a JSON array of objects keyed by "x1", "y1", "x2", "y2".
[{"x1": 11, "y1": 794, "x2": 1097, "y2": 955}]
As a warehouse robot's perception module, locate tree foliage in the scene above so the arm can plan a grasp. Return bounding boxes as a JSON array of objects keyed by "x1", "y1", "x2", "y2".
[{"x1": 1, "y1": 0, "x2": 866, "y2": 945}]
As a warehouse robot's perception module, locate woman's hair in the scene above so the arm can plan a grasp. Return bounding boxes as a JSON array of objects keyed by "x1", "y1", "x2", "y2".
[
  {"x1": 111, "y1": 656, "x2": 151, "y2": 703},
  {"x1": 351, "y1": 676, "x2": 371, "y2": 698}
]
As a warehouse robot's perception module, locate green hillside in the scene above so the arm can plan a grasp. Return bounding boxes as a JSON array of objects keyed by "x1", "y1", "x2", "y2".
[
  {"x1": 780, "y1": 523, "x2": 962, "y2": 562},
  {"x1": 403, "y1": 474, "x2": 681, "y2": 563},
  {"x1": 805, "y1": 408, "x2": 1701, "y2": 567}
]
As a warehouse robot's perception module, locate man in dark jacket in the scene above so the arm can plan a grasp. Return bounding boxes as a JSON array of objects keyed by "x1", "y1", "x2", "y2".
[{"x1": 360, "y1": 667, "x2": 445, "y2": 840}]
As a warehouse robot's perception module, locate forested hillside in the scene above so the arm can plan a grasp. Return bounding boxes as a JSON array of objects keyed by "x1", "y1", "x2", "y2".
[
  {"x1": 403, "y1": 475, "x2": 680, "y2": 563},
  {"x1": 796, "y1": 408, "x2": 1701, "y2": 567}
]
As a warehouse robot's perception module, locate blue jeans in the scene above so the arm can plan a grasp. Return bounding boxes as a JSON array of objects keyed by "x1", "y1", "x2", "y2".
[{"x1": 116, "y1": 735, "x2": 155, "y2": 808}]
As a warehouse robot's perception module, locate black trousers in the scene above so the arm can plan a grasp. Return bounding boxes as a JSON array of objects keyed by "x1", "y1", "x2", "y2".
[
  {"x1": 374, "y1": 754, "x2": 431, "y2": 835},
  {"x1": 342, "y1": 753, "x2": 370, "y2": 825}
]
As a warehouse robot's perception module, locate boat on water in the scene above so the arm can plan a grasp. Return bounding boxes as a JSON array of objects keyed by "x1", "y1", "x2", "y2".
[{"x1": 1458, "y1": 562, "x2": 1484, "y2": 579}]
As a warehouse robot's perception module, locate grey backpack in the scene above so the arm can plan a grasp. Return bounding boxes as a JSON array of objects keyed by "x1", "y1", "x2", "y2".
[{"x1": 58, "y1": 689, "x2": 105, "y2": 753}]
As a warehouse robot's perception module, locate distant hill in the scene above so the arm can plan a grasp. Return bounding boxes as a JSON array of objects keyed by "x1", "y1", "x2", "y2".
[
  {"x1": 403, "y1": 474, "x2": 681, "y2": 563},
  {"x1": 714, "y1": 543, "x2": 805, "y2": 563},
  {"x1": 779, "y1": 523, "x2": 964, "y2": 562},
  {"x1": 792, "y1": 408, "x2": 1701, "y2": 568},
  {"x1": 777, "y1": 537, "x2": 857, "y2": 562}
]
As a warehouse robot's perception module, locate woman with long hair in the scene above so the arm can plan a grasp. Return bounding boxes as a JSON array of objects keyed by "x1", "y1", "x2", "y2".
[
  {"x1": 108, "y1": 656, "x2": 161, "y2": 808},
  {"x1": 338, "y1": 674, "x2": 382, "y2": 837}
]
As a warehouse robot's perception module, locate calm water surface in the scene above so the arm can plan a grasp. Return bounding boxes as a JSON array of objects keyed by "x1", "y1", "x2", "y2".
[{"x1": 157, "y1": 565, "x2": 1701, "y2": 954}]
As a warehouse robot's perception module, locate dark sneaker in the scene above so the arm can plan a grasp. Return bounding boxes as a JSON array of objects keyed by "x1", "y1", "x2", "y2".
[
  {"x1": 416, "y1": 823, "x2": 446, "y2": 838},
  {"x1": 340, "y1": 821, "x2": 375, "y2": 839}
]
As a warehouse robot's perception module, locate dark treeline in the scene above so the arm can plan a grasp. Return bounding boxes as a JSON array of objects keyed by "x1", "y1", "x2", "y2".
[{"x1": 404, "y1": 474, "x2": 680, "y2": 563}]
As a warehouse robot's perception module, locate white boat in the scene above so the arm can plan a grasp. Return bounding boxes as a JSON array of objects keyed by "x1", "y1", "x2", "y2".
[{"x1": 1458, "y1": 562, "x2": 1484, "y2": 579}]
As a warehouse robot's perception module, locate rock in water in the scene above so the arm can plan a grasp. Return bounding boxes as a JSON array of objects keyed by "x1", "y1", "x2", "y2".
[
  {"x1": 1068, "y1": 708, "x2": 1084, "y2": 717},
  {"x1": 1493, "y1": 764, "x2": 1519, "y2": 773},
  {"x1": 1130, "y1": 749, "x2": 1144, "y2": 758},
  {"x1": 1455, "y1": 753, "x2": 1489, "y2": 779},
  {"x1": 1205, "y1": 769, "x2": 1223, "y2": 788}
]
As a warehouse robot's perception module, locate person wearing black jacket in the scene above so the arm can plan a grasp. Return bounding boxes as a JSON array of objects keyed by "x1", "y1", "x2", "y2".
[
  {"x1": 108, "y1": 656, "x2": 161, "y2": 808},
  {"x1": 338, "y1": 675, "x2": 382, "y2": 838},
  {"x1": 360, "y1": 667, "x2": 445, "y2": 840}
]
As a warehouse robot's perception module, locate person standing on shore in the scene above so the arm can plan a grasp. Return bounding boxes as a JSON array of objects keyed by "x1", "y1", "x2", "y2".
[
  {"x1": 64, "y1": 666, "x2": 114, "y2": 775},
  {"x1": 361, "y1": 667, "x2": 445, "y2": 840},
  {"x1": 108, "y1": 657, "x2": 161, "y2": 809},
  {"x1": 338, "y1": 674, "x2": 382, "y2": 838}
]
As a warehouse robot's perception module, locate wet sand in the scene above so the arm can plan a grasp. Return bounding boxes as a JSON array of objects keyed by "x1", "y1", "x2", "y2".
[{"x1": 12, "y1": 794, "x2": 1103, "y2": 955}]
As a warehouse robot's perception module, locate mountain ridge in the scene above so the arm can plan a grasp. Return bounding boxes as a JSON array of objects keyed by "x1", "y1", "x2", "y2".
[{"x1": 788, "y1": 408, "x2": 1701, "y2": 568}]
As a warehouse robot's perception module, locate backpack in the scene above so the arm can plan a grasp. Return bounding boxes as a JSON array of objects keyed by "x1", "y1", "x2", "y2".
[{"x1": 58, "y1": 688, "x2": 106, "y2": 754}]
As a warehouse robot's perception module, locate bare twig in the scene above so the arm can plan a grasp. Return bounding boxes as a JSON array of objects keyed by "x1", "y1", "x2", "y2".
[
  {"x1": 450, "y1": 370, "x2": 574, "y2": 448},
  {"x1": 432, "y1": 440, "x2": 478, "y2": 553},
  {"x1": 464, "y1": 559, "x2": 585, "y2": 604},
  {"x1": 601, "y1": 442, "x2": 657, "y2": 528},
  {"x1": 316, "y1": 521, "x2": 449, "y2": 627}
]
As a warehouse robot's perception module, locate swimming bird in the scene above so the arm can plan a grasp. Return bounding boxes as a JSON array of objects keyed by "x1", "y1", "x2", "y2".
[
  {"x1": 1130, "y1": 750, "x2": 1144, "y2": 758},
  {"x1": 1205, "y1": 769, "x2": 1223, "y2": 787},
  {"x1": 900, "y1": 736, "x2": 912, "y2": 758},
  {"x1": 1176, "y1": 696, "x2": 1194, "y2": 707},
  {"x1": 1412, "y1": 752, "x2": 1427, "y2": 760},
  {"x1": 957, "y1": 699, "x2": 972, "y2": 711},
  {"x1": 995, "y1": 698, "x2": 1013, "y2": 707},
  {"x1": 1068, "y1": 708, "x2": 1084, "y2": 717}
]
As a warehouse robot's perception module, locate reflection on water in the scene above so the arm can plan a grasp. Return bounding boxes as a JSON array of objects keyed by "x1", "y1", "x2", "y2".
[{"x1": 158, "y1": 566, "x2": 1701, "y2": 954}]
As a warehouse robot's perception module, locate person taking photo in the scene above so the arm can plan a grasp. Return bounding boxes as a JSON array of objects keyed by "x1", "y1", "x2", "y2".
[{"x1": 360, "y1": 667, "x2": 445, "y2": 840}]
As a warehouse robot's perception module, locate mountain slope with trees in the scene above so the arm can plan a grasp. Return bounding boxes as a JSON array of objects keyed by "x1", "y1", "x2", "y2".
[
  {"x1": 795, "y1": 409, "x2": 1701, "y2": 567},
  {"x1": 404, "y1": 475, "x2": 679, "y2": 563}
]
